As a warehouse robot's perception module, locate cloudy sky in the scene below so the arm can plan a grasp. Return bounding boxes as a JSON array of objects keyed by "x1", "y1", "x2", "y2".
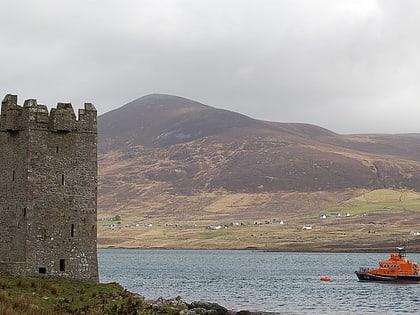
[{"x1": 1, "y1": 0, "x2": 419, "y2": 134}]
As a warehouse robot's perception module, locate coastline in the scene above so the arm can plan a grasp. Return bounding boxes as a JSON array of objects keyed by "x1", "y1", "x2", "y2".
[
  {"x1": 0, "y1": 275, "x2": 271, "y2": 315},
  {"x1": 98, "y1": 245, "x2": 419, "y2": 253}
]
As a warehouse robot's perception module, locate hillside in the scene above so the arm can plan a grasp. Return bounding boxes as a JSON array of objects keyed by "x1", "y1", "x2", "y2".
[{"x1": 97, "y1": 94, "x2": 420, "y2": 250}]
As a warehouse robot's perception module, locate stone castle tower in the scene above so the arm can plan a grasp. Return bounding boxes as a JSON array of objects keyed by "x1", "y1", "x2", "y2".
[{"x1": 0, "y1": 94, "x2": 98, "y2": 282}]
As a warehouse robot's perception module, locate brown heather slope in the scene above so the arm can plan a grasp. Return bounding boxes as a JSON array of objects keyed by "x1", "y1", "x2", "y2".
[{"x1": 97, "y1": 94, "x2": 420, "y2": 250}]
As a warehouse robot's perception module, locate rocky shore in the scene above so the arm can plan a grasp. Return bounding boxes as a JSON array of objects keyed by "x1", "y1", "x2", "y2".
[
  {"x1": 146, "y1": 296, "x2": 272, "y2": 315},
  {"x1": 0, "y1": 275, "x2": 272, "y2": 315}
]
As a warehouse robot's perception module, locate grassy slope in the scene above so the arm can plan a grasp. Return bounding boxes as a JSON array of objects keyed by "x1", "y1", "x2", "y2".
[
  {"x1": 98, "y1": 189, "x2": 420, "y2": 251},
  {"x1": 0, "y1": 276, "x2": 236, "y2": 315},
  {"x1": 0, "y1": 276, "x2": 143, "y2": 315}
]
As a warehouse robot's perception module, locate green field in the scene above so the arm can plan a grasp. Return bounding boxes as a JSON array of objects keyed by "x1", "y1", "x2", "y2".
[
  {"x1": 98, "y1": 189, "x2": 420, "y2": 251},
  {"x1": 326, "y1": 189, "x2": 420, "y2": 215}
]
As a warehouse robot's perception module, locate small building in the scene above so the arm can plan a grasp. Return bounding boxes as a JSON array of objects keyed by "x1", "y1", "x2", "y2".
[{"x1": 272, "y1": 220, "x2": 284, "y2": 225}]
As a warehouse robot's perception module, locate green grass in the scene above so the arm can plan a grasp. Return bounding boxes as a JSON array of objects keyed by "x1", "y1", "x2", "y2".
[
  {"x1": 0, "y1": 276, "x2": 145, "y2": 315},
  {"x1": 325, "y1": 189, "x2": 420, "y2": 216},
  {"x1": 0, "y1": 275, "x2": 228, "y2": 315}
]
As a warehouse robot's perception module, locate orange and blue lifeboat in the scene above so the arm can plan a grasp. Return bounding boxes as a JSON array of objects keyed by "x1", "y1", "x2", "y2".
[{"x1": 355, "y1": 247, "x2": 420, "y2": 282}]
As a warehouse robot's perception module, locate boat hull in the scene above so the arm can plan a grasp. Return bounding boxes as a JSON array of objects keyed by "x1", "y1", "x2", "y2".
[{"x1": 355, "y1": 271, "x2": 420, "y2": 283}]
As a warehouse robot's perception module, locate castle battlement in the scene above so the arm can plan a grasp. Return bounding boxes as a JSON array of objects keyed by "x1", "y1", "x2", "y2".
[{"x1": 0, "y1": 94, "x2": 97, "y2": 133}]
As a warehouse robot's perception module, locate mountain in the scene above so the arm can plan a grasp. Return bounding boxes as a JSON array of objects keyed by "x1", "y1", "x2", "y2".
[
  {"x1": 100, "y1": 94, "x2": 266, "y2": 149},
  {"x1": 99, "y1": 94, "x2": 420, "y2": 193},
  {"x1": 97, "y1": 94, "x2": 420, "y2": 250}
]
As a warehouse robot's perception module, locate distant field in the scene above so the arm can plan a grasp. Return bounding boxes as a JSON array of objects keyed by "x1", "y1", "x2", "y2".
[
  {"x1": 97, "y1": 189, "x2": 420, "y2": 252},
  {"x1": 326, "y1": 189, "x2": 420, "y2": 215}
]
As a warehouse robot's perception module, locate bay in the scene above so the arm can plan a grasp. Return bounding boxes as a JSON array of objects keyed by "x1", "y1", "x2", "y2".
[{"x1": 98, "y1": 249, "x2": 420, "y2": 314}]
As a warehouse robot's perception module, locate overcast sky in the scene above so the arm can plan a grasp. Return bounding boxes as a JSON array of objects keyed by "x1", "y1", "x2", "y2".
[{"x1": 1, "y1": 0, "x2": 419, "y2": 134}]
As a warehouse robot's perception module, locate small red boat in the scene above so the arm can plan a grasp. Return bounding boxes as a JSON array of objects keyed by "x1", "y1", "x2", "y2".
[{"x1": 355, "y1": 247, "x2": 420, "y2": 282}]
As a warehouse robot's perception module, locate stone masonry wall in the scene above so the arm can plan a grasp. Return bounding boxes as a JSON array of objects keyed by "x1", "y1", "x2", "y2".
[
  {"x1": 0, "y1": 113, "x2": 28, "y2": 263},
  {"x1": 0, "y1": 94, "x2": 98, "y2": 282}
]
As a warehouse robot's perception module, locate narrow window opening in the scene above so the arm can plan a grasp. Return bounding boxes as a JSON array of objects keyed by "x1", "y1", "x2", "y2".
[
  {"x1": 56, "y1": 146, "x2": 59, "y2": 153},
  {"x1": 39, "y1": 267, "x2": 46, "y2": 274},
  {"x1": 71, "y1": 224, "x2": 75, "y2": 237},
  {"x1": 12, "y1": 170, "x2": 15, "y2": 181},
  {"x1": 61, "y1": 174, "x2": 65, "y2": 185},
  {"x1": 23, "y1": 207, "x2": 27, "y2": 218},
  {"x1": 59, "y1": 259, "x2": 65, "y2": 272}
]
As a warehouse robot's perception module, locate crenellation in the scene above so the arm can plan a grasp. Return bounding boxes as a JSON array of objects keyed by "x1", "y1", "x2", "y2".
[
  {"x1": 0, "y1": 93, "x2": 98, "y2": 282},
  {"x1": 35, "y1": 105, "x2": 50, "y2": 126},
  {"x1": 1, "y1": 94, "x2": 20, "y2": 131},
  {"x1": 23, "y1": 99, "x2": 38, "y2": 107},
  {"x1": 77, "y1": 103, "x2": 97, "y2": 133},
  {"x1": 1, "y1": 94, "x2": 18, "y2": 113},
  {"x1": 0, "y1": 95, "x2": 98, "y2": 133},
  {"x1": 49, "y1": 103, "x2": 77, "y2": 132},
  {"x1": 5, "y1": 106, "x2": 22, "y2": 131}
]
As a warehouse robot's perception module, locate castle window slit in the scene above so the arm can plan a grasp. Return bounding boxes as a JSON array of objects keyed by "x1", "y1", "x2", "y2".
[
  {"x1": 38, "y1": 267, "x2": 46, "y2": 274},
  {"x1": 71, "y1": 224, "x2": 75, "y2": 237},
  {"x1": 12, "y1": 170, "x2": 15, "y2": 181},
  {"x1": 60, "y1": 259, "x2": 65, "y2": 272},
  {"x1": 61, "y1": 174, "x2": 65, "y2": 185}
]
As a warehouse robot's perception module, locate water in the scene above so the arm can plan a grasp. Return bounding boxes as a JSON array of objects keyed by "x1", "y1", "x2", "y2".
[{"x1": 98, "y1": 249, "x2": 420, "y2": 314}]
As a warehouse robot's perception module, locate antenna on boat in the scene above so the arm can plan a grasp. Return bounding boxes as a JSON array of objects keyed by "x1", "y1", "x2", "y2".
[
  {"x1": 397, "y1": 239, "x2": 409, "y2": 258},
  {"x1": 397, "y1": 247, "x2": 407, "y2": 258}
]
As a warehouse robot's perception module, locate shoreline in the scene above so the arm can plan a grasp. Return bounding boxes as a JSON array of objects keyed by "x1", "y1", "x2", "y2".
[
  {"x1": 98, "y1": 246, "x2": 419, "y2": 253},
  {"x1": 0, "y1": 274, "x2": 270, "y2": 315}
]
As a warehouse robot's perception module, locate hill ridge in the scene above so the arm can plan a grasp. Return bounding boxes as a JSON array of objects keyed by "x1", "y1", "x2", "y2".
[{"x1": 97, "y1": 94, "x2": 420, "y2": 250}]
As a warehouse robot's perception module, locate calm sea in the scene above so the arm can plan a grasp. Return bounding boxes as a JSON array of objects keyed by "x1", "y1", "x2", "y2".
[{"x1": 98, "y1": 249, "x2": 420, "y2": 314}]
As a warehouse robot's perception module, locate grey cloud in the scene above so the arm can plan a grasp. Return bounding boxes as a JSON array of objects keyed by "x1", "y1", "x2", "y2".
[{"x1": 0, "y1": 0, "x2": 419, "y2": 134}]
